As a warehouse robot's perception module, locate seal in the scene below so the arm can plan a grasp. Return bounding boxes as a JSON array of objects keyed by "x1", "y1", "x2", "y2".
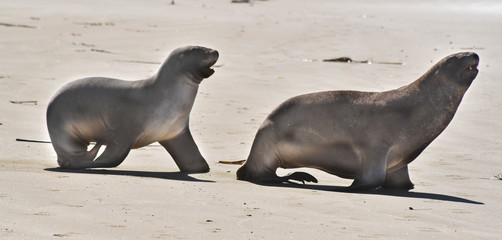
[
  {"x1": 237, "y1": 52, "x2": 479, "y2": 190},
  {"x1": 46, "y1": 46, "x2": 219, "y2": 173}
]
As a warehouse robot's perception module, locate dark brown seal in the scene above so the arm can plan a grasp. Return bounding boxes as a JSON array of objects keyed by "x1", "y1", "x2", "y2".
[
  {"x1": 237, "y1": 52, "x2": 479, "y2": 190},
  {"x1": 47, "y1": 46, "x2": 219, "y2": 172}
]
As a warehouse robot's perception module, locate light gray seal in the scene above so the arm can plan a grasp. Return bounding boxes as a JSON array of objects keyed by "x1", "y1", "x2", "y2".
[
  {"x1": 237, "y1": 52, "x2": 479, "y2": 190},
  {"x1": 46, "y1": 46, "x2": 219, "y2": 172}
]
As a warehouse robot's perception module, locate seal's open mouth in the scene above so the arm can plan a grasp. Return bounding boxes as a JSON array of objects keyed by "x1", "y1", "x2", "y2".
[
  {"x1": 464, "y1": 61, "x2": 479, "y2": 77},
  {"x1": 201, "y1": 65, "x2": 215, "y2": 78},
  {"x1": 461, "y1": 52, "x2": 479, "y2": 81},
  {"x1": 201, "y1": 50, "x2": 219, "y2": 78},
  {"x1": 467, "y1": 61, "x2": 478, "y2": 71}
]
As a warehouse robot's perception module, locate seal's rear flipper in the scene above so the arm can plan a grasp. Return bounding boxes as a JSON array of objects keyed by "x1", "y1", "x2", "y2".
[{"x1": 284, "y1": 172, "x2": 318, "y2": 184}]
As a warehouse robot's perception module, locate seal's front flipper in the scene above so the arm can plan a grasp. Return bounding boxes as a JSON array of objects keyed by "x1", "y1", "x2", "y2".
[
  {"x1": 56, "y1": 142, "x2": 103, "y2": 169},
  {"x1": 160, "y1": 129, "x2": 209, "y2": 173},
  {"x1": 349, "y1": 149, "x2": 388, "y2": 191},
  {"x1": 91, "y1": 142, "x2": 131, "y2": 168},
  {"x1": 283, "y1": 172, "x2": 318, "y2": 184}
]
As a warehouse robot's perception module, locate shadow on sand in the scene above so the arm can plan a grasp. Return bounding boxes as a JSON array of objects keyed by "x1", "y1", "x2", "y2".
[
  {"x1": 44, "y1": 168, "x2": 214, "y2": 183},
  {"x1": 252, "y1": 182, "x2": 484, "y2": 205},
  {"x1": 44, "y1": 168, "x2": 483, "y2": 205}
]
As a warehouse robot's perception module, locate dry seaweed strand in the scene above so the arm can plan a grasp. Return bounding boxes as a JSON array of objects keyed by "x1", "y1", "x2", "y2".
[{"x1": 218, "y1": 160, "x2": 246, "y2": 165}]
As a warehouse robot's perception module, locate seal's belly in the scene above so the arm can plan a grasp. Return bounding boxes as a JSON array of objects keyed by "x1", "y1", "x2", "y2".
[
  {"x1": 132, "y1": 116, "x2": 187, "y2": 148},
  {"x1": 277, "y1": 141, "x2": 359, "y2": 178}
]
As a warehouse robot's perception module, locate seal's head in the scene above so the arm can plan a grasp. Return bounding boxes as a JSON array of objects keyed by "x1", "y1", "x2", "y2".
[
  {"x1": 434, "y1": 52, "x2": 479, "y2": 87},
  {"x1": 167, "y1": 46, "x2": 219, "y2": 83}
]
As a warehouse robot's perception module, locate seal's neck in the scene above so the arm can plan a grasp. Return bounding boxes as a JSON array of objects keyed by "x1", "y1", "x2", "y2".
[
  {"x1": 154, "y1": 65, "x2": 203, "y2": 85},
  {"x1": 413, "y1": 69, "x2": 468, "y2": 111},
  {"x1": 152, "y1": 70, "x2": 198, "y2": 92},
  {"x1": 399, "y1": 70, "x2": 468, "y2": 140}
]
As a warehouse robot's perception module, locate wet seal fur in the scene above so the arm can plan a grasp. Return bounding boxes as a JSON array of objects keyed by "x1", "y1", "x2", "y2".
[
  {"x1": 237, "y1": 52, "x2": 479, "y2": 190},
  {"x1": 47, "y1": 46, "x2": 219, "y2": 172}
]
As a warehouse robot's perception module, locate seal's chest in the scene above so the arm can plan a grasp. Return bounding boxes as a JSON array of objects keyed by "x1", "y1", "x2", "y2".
[{"x1": 133, "y1": 113, "x2": 188, "y2": 148}]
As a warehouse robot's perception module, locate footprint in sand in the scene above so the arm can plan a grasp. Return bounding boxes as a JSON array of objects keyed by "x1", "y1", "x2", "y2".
[
  {"x1": 53, "y1": 232, "x2": 81, "y2": 237},
  {"x1": 419, "y1": 227, "x2": 440, "y2": 233}
]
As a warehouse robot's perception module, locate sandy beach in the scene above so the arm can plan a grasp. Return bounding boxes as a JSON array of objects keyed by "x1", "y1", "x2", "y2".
[{"x1": 1, "y1": 0, "x2": 501, "y2": 239}]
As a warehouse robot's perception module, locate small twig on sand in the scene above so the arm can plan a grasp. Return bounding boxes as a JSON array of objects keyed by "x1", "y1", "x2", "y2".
[
  {"x1": 114, "y1": 60, "x2": 160, "y2": 65},
  {"x1": 91, "y1": 48, "x2": 115, "y2": 54},
  {"x1": 16, "y1": 138, "x2": 51, "y2": 143},
  {"x1": 0, "y1": 22, "x2": 36, "y2": 29},
  {"x1": 9, "y1": 100, "x2": 38, "y2": 105},
  {"x1": 323, "y1": 57, "x2": 404, "y2": 65}
]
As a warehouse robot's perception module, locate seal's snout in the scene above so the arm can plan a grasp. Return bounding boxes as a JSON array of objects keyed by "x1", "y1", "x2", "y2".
[
  {"x1": 458, "y1": 52, "x2": 478, "y2": 66},
  {"x1": 465, "y1": 52, "x2": 479, "y2": 67},
  {"x1": 206, "y1": 49, "x2": 219, "y2": 65},
  {"x1": 456, "y1": 52, "x2": 479, "y2": 84},
  {"x1": 464, "y1": 52, "x2": 479, "y2": 73},
  {"x1": 469, "y1": 52, "x2": 479, "y2": 62},
  {"x1": 208, "y1": 49, "x2": 219, "y2": 59}
]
